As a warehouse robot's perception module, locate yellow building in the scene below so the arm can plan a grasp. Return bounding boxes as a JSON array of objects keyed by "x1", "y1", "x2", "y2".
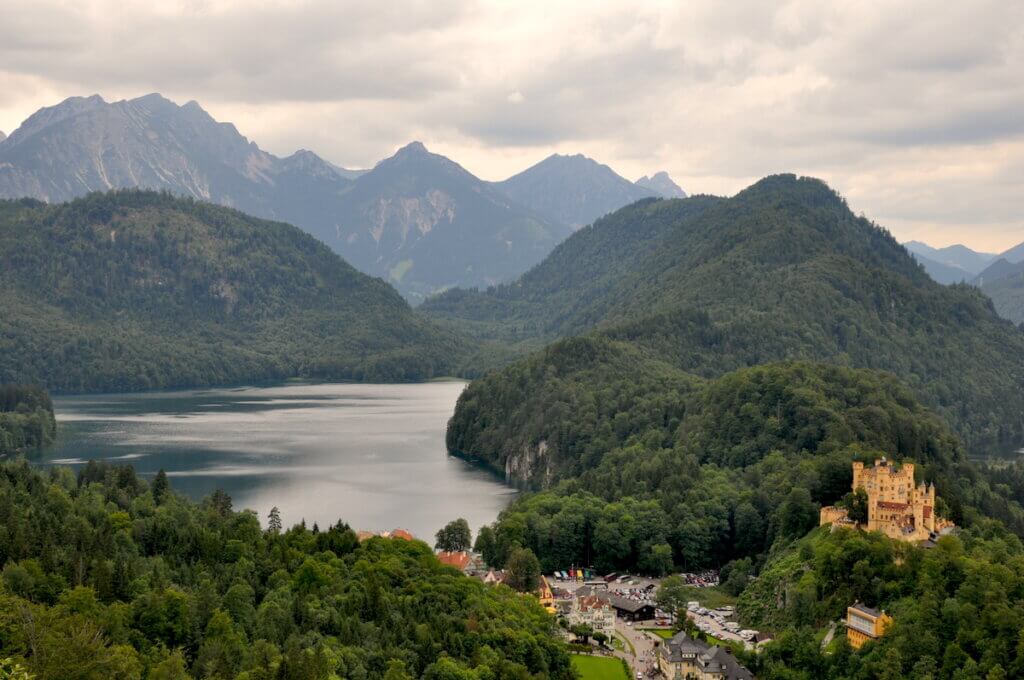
[
  {"x1": 820, "y1": 457, "x2": 954, "y2": 542},
  {"x1": 537, "y1": 575, "x2": 556, "y2": 614},
  {"x1": 846, "y1": 602, "x2": 892, "y2": 649}
]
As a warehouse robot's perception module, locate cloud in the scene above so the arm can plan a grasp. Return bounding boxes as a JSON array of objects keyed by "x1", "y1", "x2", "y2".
[{"x1": 0, "y1": 0, "x2": 1021, "y2": 250}]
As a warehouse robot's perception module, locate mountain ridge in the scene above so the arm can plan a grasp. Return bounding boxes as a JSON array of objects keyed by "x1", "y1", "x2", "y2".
[
  {"x1": 493, "y1": 153, "x2": 661, "y2": 229},
  {"x1": 434, "y1": 174, "x2": 1024, "y2": 458}
]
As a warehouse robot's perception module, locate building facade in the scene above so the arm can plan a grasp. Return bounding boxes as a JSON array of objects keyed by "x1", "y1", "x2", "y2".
[
  {"x1": 567, "y1": 594, "x2": 616, "y2": 639},
  {"x1": 656, "y1": 631, "x2": 753, "y2": 680},
  {"x1": 846, "y1": 603, "x2": 892, "y2": 649},
  {"x1": 820, "y1": 457, "x2": 954, "y2": 542}
]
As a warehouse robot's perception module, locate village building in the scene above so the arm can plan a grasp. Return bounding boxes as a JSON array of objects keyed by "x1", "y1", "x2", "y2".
[
  {"x1": 820, "y1": 457, "x2": 954, "y2": 543},
  {"x1": 566, "y1": 593, "x2": 616, "y2": 639},
  {"x1": 481, "y1": 568, "x2": 506, "y2": 585},
  {"x1": 609, "y1": 594, "x2": 657, "y2": 621},
  {"x1": 656, "y1": 630, "x2": 753, "y2": 680},
  {"x1": 436, "y1": 551, "x2": 472, "y2": 572},
  {"x1": 845, "y1": 602, "x2": 892, "y2": 649},
  {"x1": 538, "y1": 575, "x2": 556, "y2": 614},
  {"x1": 357, "y1": 528, "x2": 416, "y2": 541}
]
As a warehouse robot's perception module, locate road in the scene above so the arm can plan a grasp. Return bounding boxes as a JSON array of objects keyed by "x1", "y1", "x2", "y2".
[{"x1": 614, "y1": 620, "x2": 660, "y2": 678}]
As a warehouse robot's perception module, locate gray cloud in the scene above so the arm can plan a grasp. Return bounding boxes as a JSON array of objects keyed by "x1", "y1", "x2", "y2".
[{"x1": 0, "y1": 0, "x2": 1021, "y2": 250}]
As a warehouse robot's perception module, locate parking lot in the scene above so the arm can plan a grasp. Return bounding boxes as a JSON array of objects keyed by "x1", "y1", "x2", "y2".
[{"x1": 685, "y1": 605, "x2": 754, "y2": 649}]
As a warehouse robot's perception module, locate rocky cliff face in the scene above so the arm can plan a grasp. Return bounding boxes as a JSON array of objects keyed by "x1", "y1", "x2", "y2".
[{"x1": 502, "y1": 440, "x2": 556, "y2": 487}]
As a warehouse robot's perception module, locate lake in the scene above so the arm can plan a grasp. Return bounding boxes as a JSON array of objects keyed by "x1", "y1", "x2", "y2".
[{"x1": 39, "y1": 381, "x2": 516, "y2": 541}]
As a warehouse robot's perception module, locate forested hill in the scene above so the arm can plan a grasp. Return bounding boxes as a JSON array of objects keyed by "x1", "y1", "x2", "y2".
[
  {"x1": 431, "y1": 174, "x2": 1024, "y2": 454},
  {"x1": 0, "y1": 460, "x2": 571, "y2": 679},
  {"x1": 0, "y1": 385, "x2": 56, "y2": 456},
  {"x1": 0, "y1": 191, "x2": 462, "y2": 392}
]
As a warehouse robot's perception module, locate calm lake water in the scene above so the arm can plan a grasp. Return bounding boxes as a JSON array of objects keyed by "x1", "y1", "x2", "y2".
[{"x1": 39, "y1": 381, "x2": 516, "y2": 540}]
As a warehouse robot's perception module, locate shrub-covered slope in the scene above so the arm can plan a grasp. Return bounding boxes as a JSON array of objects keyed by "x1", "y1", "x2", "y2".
[{"x1": 0, "y1": 191, "x2": 462, "y2": 392}]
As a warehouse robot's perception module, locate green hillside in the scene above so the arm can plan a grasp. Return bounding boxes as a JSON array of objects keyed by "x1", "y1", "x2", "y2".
[
  {"x1": 0, "y1": 191, "x2": 461, "y2": 392},
  {"x1": 431, "y1": 175, "x2": 1024, "y2": 454},
  {"x1": 741, "y1": 526, "x2": 1024, "y2": 679}
]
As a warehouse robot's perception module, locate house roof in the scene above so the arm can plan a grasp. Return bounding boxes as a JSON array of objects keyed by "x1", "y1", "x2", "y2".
[
  {"x1": 577, "y1": 595, "x2": 612, "y2": 612},
  {"x1": 850, "y1": 602, "x2": 882, "y2": 618},
  {"x1": 390, "y1": 528, "x2": 414, "y2": 541},
  {"x1": 660, "y1": 633, "x2": 752, "y2": 679},
  {"x1": 436, "y1": 551, "x2": 471, "y2": 570},
  {"x1": 609, "y1": 595, "x2": 655, "y2": 613}
]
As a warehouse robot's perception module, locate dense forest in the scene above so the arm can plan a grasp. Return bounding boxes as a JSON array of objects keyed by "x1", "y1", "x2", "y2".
[
  {"x1": 0, "y1": 191, "x2": 462, "y2": 392},
  {"x1": 458, "y1": 357, "x2": 1024, "y2": 576},
  {"x1": 0, "y1": 385, "x2": 56, "y2": 456},
  {"x1": 430, "y1": 175, "x2": 1024, "y2": 454},
  {"x1": 0, "y1": 460, "x2": 571, "y2": 680}
]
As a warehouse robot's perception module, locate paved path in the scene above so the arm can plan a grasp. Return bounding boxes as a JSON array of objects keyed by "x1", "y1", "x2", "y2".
[
  {"x1": 614, "y1": 620, "x2": 660, "y2": 678},
  {"x1": 821, "y1": 621, "x2": 837, "y2": 648}
]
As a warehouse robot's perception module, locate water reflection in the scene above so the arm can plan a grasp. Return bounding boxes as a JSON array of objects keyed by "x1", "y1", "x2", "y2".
[{"x1": 39, "y1": 382, "x2": 516, "y2": 540}]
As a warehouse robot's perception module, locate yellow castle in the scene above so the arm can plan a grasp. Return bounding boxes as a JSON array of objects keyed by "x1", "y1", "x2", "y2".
[{"x1": 820, "y1": 457, "x2": 954, "y2": 542}]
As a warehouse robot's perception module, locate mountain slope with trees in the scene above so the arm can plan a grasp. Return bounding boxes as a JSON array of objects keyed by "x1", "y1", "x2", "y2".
[
  {"x1": 0, "y1": 191, "x2": 460, "y2": 392},
  {"x1": 431, "y1": 175, "x2": 1024, "y2": 454},
  {"x1": 975, "y1": 258, "x2": 1024, "y2": 324},
  {"x1": 458, "y1": 357, "x2": 1024, "y2": 572},
  {"x1": 0, "y1": 385, "x2": 56, "y2": 456}
]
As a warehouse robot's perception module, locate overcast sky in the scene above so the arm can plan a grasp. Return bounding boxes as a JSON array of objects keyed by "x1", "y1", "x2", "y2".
[{"x1": 1, "y1": 0, "x2": 1022, "y2": 251}]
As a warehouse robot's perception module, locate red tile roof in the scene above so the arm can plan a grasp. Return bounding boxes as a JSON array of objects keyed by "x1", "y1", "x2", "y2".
[
  {"x1": 390, "y1": 528, "x2": 414, "y2": 541},
  {"x1": 436, "y1": 551, "x2": 472, "y2": 570}
]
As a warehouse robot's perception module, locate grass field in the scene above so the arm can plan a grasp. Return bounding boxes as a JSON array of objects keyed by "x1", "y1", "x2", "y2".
[
  {"x1": 677, "y1": 585, "x2": 737, "y2": 609},
  {"x1": 570, "y1": 654, "x2": 629, "y2": 680},
  {"x1": 643, "y1": 629, "x2": 674, "y2": 639}
]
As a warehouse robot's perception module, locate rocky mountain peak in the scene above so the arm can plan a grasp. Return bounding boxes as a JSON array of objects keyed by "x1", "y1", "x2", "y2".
[{"x1": 636, "y1": 171, "x2": 687, "y2": 199}]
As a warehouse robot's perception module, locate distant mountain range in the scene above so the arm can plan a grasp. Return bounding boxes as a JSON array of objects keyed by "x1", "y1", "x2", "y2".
[
  {"x1": 0, "y1": 93, "x2": 685, "y2": 301},
  {"x1": 903, "y1": 240, "x2": 997, "y2": 283},
  {"x1": 0, "y1": 131, "x2": 6, "y2": 143},
  {"x1": 904, "y1": 238, "x2": 1024, "y2": 323},
  {"x1": 492, "y1": 153, "x2": 670, "y2": 229}
]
